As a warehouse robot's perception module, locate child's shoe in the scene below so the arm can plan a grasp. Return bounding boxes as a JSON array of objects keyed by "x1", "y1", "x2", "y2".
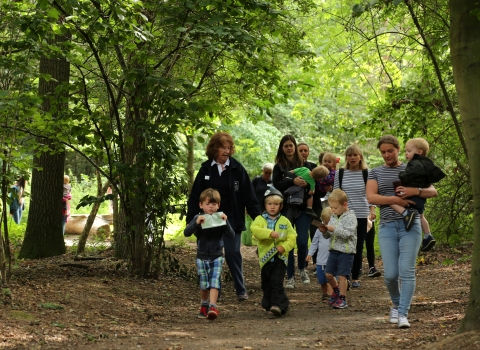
[
  {"x1": 403, "y1": 209, "x2": 418, "y2": 231},
  {"x1": 207, "y1": 306, "x2": 219, "y2": 320},
  {"x1": 305, "y1": 208, "x2": 318, "y2": 218},
  {"x1": 421, "y1": 235, "x2": 436, "y2": 252},
  {"x1": 299, "y1": 269, "x2": 310, "y2": 284},
  {"x1": 321, "y1": 293, "x2": 330, "y2": 302},
  {"x1": 269, "y1": 305, "x2": 282, "y2": 317},
  {"x1": 197, "y1": 305, "x2": 208, "y2": 319},
  {"x1": 332, "y1": 298, "x2": 348, "y2": 309},
  {"x1": 327, "y1": 291, "x2": 339, "y2": 306}
]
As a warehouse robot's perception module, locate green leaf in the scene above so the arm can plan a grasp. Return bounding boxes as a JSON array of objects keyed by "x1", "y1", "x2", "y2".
[{"x1": 393, "y1": 0, "x2": 403, "y2": 5}]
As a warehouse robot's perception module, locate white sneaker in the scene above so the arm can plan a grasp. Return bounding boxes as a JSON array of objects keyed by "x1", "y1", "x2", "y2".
[
  {"x1": 389, "y1": 307, "x2": 399, "y2": 324},
  {"x1": 285, "y1": 277, "x2": 295, "y2": 289},
  {"x1": 299, "y1": 269, "x2": 310, "y2": 284},
  {"x1": 398, "y1": 315, "x2": 411, "y2": 328}
]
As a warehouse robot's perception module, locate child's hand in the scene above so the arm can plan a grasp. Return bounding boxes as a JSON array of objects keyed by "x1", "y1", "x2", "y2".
[
  {"x1": 319, "y1": 226, "x2": 327, "y2": 233},
  {"x1": 326, "y1": 225, "x2": 334, "y2": 232},
  {"x1": 270, "y1": 231, "x2": 280, "y2": 239},
  {"x1": 276, "y1": 246, "x2": 285, "y2": 254},
  {"x1": 308, "y1": 190, "x2": 314, "y2": 195},
  {"x1": 220, "y1": 213, "x2": 227, "y2": 221},
  {"x1": 306, "y1": 255, "x2": 312, "y2": 262},
  {"x1": 196, "y1": 215, "x2": 206, "y2": 225}
]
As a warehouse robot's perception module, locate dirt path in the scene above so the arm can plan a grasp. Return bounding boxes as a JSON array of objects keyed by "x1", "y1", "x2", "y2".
[{"x1": 0, "y1": 244, "x2": 476, "y2": 349}]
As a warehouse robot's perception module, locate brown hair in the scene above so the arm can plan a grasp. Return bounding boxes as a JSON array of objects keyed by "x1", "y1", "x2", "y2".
[
  {"x1": 275, "y1": 134, "x2": 304, "y2": 168},
  {"x1": 312, "y1": 165, "x2": 329, "y2": 180},
  {"x1": 407, "y1": 138, "x2": 429, "y2": 156},
  {"x1": 377, "y1": 135, "x2": 400, "y2": 149},
  {"x1": 318, "y1": 151, "x2": 327, "y2": 164},
  {"x1": 328, "y1": 188, "x2": 348, "y2": 205},
  {"x1": 344, "y1": 144, "x2": 367, "y2": 170},
  {"x1": 199, "y1": 188, "x2": 221, "y2": 204},
  {"x1": 205, "y1": 132, "x2": 236, "y2": 159}
]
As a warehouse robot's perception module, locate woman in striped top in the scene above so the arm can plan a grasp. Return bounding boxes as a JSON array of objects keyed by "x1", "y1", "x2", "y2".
[
  {"x1": 333, "y1": 144, "x2": 376, "y2": 288},
  {"x1": 366, "y1": 135, "x2": 437, "y2": 329}
]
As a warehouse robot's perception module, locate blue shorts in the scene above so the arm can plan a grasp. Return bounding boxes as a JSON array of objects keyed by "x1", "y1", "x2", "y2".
[
  {"x1": 325, "y1": 250, "x2": 354, "y2": 277},
  {"x1": 315, "y1": 265, "x2": 327, "y2": 285},
  {"x1": 196, "y1": 256, "x2": 223, "y2": 290}
]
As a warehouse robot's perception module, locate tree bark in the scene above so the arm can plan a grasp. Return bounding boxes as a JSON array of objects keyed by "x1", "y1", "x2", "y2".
[
  {"x1": 450, "y1": 0, "x2": 480, "y2": 333},
  {"x1": 18, "y1": 33, "x2": 70, "y2": 259},
  {"x1": 77, "y1": 172, "x2": 110, "y2": 254}
]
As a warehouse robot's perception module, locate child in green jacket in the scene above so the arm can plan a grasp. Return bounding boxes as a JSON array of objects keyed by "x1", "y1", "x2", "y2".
[{"x1": 251, "y1": 188, "x2": 297, "y2": 316}]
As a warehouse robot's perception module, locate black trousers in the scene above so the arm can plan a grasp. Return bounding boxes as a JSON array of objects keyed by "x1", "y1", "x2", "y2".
[{"x1": 261, "y1": 257, "x2": 289, "y2": 313}]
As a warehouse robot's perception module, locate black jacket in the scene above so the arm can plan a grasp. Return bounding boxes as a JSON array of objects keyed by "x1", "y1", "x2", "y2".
[
  {"x1": 186, "y1": 157, "x2": 261, "y2": 232},
  {"x1": 272, "y1": 160, "x2": 314, "y2": 210},
  {"x1": 399, "y1": 154, "x2": 446, "y2": 188},
  {"x1": 184, "y1": 214, "x2": 235, "y2": 260}
]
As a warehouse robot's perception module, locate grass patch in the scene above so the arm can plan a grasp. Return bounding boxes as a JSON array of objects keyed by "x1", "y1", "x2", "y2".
[{"x1": 39, "y1": 302, "x2": 64, "y2": 310}]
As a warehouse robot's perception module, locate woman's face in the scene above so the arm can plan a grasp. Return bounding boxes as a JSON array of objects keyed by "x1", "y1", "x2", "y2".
[
  {"x1": 346, "y1": 153, "x2": 362, "y2": 169},
  {"x1": 297, "y1": 145, "x2": 309, "y2": 161},
  {"x1": 282, "y1": 140, "x2": 296, "y2": 158},
  {"x1": 379, "y1": 142, "x2": 400, "y2": 167},
  {"x1": 262, "y1": 168, "x2": 272, "y2": 181},
  {"x1": 215, "y1": 143, "x2": 232, "y2": 164}
]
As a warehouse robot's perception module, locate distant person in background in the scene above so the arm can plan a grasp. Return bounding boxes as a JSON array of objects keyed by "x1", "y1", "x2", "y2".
[
  {"x1": 252, "y1": 163, "x2": 274, "y2": 212},
  {"x1": 297, "y1": 143, "x2": 317, "y2": 169},
  {"x1": 62, "y1": 175, "x2": 72, "y2": 235},
  {"x1": 10, "y1": 176, "x2": 27, "y2": 224}
]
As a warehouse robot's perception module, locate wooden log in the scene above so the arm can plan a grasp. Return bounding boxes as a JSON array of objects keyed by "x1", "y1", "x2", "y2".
[{"x1": 65, "y1": 214, "x2": 111, "y2": 238}]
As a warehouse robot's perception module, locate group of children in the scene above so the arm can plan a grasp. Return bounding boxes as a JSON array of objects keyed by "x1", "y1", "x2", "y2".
[{"x1": 184, "y1": 137, "x2": 444, "y2": 319}]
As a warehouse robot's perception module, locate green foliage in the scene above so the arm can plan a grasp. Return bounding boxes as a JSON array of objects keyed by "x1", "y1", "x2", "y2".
[{"x1": 39, "y1": 302, "x2": 64, "y2": 310}]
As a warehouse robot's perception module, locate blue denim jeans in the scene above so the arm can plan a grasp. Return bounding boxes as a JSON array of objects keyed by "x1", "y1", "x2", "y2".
[
  {"x1": 378, "y1": 219, "x2": 421, "y2": 317},
  {"x1": 287, "y1": 209, "x2": 311, "y2": 279}
]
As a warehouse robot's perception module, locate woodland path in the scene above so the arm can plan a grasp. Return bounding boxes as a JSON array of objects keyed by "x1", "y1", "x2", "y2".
[{"x1": 0, "y1": 244, "x2": 477, "y2": 350}]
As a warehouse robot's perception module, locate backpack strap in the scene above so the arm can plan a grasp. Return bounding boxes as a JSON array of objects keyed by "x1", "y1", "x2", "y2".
[
  {"x1": 338, "y1": 168, "x2": 344, "y2": 190},
  {"x1": 362, "y1": 169, "x2": 368, "y2": 184},
  {"x1": 339, "y1": 168, "x2": 368, "y2": 190}
]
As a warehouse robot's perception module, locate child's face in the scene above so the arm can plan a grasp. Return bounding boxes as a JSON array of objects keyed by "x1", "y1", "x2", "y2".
[
  {"x1": 405, "y1": 142, "x2": 423, "y2": 161},
  {"x1": 328, "y1": 200, "x2": 348, "y2": 216},
  {"x1": 265, "y1": 200, "x2": 282, "y2": 217},
  {"x1": 322, "y1": 157, "x2": 335, "y2": 170},
  {"x1": 199, "y1": 199, "x2": 220, "y2": 215}
]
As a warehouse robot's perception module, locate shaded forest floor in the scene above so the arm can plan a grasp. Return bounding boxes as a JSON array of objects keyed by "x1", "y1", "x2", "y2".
[{"x1": 1, "y1": 243, "x2": 479, "y2": 349}]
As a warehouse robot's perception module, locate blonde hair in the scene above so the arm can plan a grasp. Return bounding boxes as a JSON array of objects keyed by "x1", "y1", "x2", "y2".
[
  {"x1": 312, "y1": 165, "x2": 329, "y2": 180},
  {"x1": 321, "y1": 207, "x2": 332, "y2": 224},
  {"x1": 344, "y1": 144, "x2": 367, "y2": 170},
  {"x1": 407, "y1": 138, "x2": 429, "y2": 156},
  {"x1": 322, "y1": 152, "x2": 337, "y2": 170},
  {"x1": 265, "y1": 195, "x2": 283, "y2": 205},
  {"x1": 64, "y1": 175, "x2": 70, "y2": 184},
  {"x1": 328, "y1": 188, "x2": 348, "y2": 205}
]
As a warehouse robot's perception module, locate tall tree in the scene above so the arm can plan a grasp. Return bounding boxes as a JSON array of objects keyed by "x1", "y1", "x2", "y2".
[
  {"x1": 18, "y1": 12, "x2": 71, "y2": 258},
  {"x1": 450, "y1": 0, "x2": 480, "y2": 333}
]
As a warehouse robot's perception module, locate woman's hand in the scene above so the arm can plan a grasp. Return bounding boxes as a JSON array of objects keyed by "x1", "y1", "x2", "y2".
[{"x1": 293, "y1": 176, "x2": 307, "y2": 187}]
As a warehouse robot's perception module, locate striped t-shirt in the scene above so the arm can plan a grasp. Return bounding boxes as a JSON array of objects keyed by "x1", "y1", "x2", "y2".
[
  {"x1": 333, "y1": 169, "x2": 370, "y2": 218},
  {"x1": 368, "y1": 164, "x2": 407, "y2": 223}
]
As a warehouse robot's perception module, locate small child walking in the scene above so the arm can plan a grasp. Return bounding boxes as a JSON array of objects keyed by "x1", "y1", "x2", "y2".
[
  {"x1": 389, "y1": 138, "x2": 445, "y2": 251},
  {"x1": 251, "y1": 188, "x2": 297, "y2": 317},
  {"x1": 184, "y1": 188, "x2": 235, "y2": 320},
  {"x1": 306, "y1": 207, "x2": 334, "y2": 302},
  {"x1": 319, "y1": 189, "x2": 357, "y2": 309}
]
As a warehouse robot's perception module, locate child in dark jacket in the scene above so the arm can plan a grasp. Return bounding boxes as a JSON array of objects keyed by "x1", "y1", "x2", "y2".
[
  {"x1": 390, "y1": 138, "x2": 445, "y2": 251},
  {"x1": 184, "y1": 188, "x2": 235, "y2": 320}
]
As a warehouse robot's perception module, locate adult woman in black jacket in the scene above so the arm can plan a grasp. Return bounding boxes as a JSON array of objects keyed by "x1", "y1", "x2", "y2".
[
  {"x1": 272, "y1": 135, "x2": 314, "y2": 289},
  {"x1": 186, "y1": 132, "x2": 261, "y2": 301}
]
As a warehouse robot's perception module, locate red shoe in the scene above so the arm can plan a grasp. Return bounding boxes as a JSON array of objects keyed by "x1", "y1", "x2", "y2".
[
  {"x1": 207, "y1": 306, "x2": 219, "y2": 320},
  {"x1": 327, "y1": 292, "x2": 339, "y2": 306},
  {"x1": 197, "y1": 305, "x2": 208, "y2": 319}
]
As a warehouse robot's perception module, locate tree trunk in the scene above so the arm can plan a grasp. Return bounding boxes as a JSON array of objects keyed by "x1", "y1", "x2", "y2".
[
  {"x1": 77, "y1": 171, "x2": 110, "y2": 253},
  {"x1": 450, "y1": 0, "x2": 480, "y2": 333},
  {"x1": 18, "y1": 33, "x2": 70, "y2": 259}
]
